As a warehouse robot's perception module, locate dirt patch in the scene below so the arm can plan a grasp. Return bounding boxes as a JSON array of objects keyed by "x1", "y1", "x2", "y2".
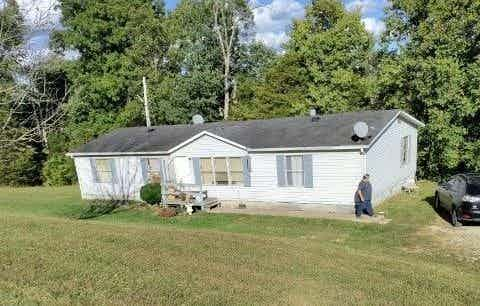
[
  {"x1": 422, "y1": 220, "x2": 480, "y2": 262},
  {"x1": 211, "y1": 206, "x2": 391, "y2": 224}
]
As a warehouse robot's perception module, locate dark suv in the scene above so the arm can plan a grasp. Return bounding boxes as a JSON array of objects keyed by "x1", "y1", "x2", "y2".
[{"x1": 434, "y1": 173, "x2": 480, "y2": 226}]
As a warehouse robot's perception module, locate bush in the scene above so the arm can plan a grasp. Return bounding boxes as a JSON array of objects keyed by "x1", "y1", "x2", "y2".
[
  {"x1": 42, "y1": 154, "x2": 77, "y2": 186},
  {"x1": 78, "y1": 200, "x2": 118, "y2": 219},
  {"x1": 0, "y1": 145, "x2": 42, "y2": 186},
  {"x1": 140, "y1": 183, "x2": 162, "y2": 204},
  {"x1": 156, "y1": 207, "x2": 177, "y2": 218}
]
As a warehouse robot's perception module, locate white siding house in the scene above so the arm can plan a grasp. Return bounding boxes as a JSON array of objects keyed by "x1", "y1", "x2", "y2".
[{"x1": 68, "y1": 110, "x2": 424, "y2": 207}]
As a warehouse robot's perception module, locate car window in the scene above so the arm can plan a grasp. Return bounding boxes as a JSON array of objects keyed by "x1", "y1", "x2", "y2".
[{"x1": 467, "y1": 178, "x2": 480, "y2": 195}]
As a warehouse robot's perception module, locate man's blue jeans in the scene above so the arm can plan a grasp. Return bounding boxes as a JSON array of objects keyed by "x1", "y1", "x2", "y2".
[{"x1": 355, "y1": 200, "x2": 373, "y2": 217}]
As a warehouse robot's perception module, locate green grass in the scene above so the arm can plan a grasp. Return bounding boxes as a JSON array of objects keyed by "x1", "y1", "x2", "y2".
[{"x1": 0, "y1": 182, "x2": 478, "y2": 305}]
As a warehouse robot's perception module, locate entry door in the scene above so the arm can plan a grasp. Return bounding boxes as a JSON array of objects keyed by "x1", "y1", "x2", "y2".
[{"x1": 174, "y1": 157, "x2": 194, "y2": 184}]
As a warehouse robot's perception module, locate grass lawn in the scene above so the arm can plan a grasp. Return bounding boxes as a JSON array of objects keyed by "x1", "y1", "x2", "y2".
[{"x1": 0, "y1": 181, "x2": 479, "y2": 305}]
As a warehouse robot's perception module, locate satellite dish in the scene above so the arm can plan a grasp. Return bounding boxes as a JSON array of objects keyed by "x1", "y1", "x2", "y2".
[
  {"x1": 353, "y1": 121, "x2": 369, "y2": 138},
  {"x1": 192, "y1": 114, "x2": 204, "y2": 125}
]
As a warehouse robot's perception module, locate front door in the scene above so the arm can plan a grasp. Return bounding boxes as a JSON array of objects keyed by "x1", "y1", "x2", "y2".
[{"x1": 174, "y1": 157, "x2": 194, "y2": 184}]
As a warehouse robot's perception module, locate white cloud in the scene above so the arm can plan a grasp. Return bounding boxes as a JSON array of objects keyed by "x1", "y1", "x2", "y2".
[
  {"x1": 17, "y1": 0, "x2": 61, "y2": 31},
  {"x1": 12, "y1": 0, "x2": 66, "y2": 62},
  {"x1": 253, "y1": 0, "x2": 305, "y2": 50},
  {"x1": 361, "y1": 17, "x2": 385, "y2": 37},
  {"x1": 345, "y1": 0, "x2": 388, "y2": 15}
]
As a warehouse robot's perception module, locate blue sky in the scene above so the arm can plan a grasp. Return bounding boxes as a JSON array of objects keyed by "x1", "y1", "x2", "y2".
[{"x1": 10, "y1": 0, "x2": 388, "y2": 57}]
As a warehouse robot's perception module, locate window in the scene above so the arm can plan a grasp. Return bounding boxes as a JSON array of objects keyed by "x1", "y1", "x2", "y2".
[
  {"x1": 214, "y1": 158, "x2": 228, "y2": 185},
  {"x1": 199, "y1": 157, "x2": 244, "y2": 186},
  {"x1": 229, "y1": 158, "x2": 244, "y2": 186},
  {"x1": 95, "y1": 159, "x2": 113, "y2": 183},
  {"x1": 147, "y1": 158, "x2": 162, "y2": 183},
  {"x1": 467, "y1": 177, "x2": 480, "y2": 195},
  {"x1": 401, "y1": 136, "x2": 410, "y2": 165},
  {"x1": 200, "y1": 158, "x2": 215, "y2": 185},
  {"x1": 285, "y1": 155, "x2": 304, "y2": 187}
]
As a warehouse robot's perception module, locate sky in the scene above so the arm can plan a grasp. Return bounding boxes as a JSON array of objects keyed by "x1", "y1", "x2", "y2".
[{"x1": 5, "y1": 0, "x2": 388, "y2": 58}]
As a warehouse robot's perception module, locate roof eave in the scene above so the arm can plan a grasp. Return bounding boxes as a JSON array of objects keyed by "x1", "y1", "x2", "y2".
[
  {"x1": 399, "y1": 111, "x2": 425, "y2": 128},
  {"x1": 248, "y1": 145, "x2": 368, "y2": 153},
  {"x1": 67, "y1": 145, "x2": 368, "y2": 157},
  {"x1": 66, "y1": 151, "x2": 170, "y2": 158}
]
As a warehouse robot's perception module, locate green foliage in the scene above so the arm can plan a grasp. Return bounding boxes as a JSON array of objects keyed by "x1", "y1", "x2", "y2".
[
  {"x1": 54, "y1": 0, "x2": 169, "y2": 137},
  {"x1": 2, "y1": 0, "x2": 476, "y2": 186},
  {"x1": 248, "y1": 0, "x2": 375, "y2": 118},
  {"x1": 0, "y1": 146, "x2": 42, "y2": 186},
  {"x1": 77, "y1": 200, "x2": 118, "y2": 219},
  {"x1": 230, "y1": 42, "x2": 277, "y2": 120},
  {"x1": 42, "y1": 154, "x2": 77, "y2": 186},
  {"x1": 378, "y1": 0, "x2": 480, "y2": 178},
  {"x1": 0, "y1": 0, "x2": 24, "y2": 52},
  {"x1": 140, "y1": 183, "x2": 162, "y2": 204}
]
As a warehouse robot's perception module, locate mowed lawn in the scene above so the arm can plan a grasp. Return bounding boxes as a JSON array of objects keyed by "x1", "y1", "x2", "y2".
[{"x1": 0, "y1": 182, "x2": 479, "y2": 305}]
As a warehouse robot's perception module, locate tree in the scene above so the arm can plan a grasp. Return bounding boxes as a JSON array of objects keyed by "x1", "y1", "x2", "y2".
[
  {"x1": 211, "y1": 0, "x2": 253, "y2": 119},
  {"x1": 53, "y1": 0, "x2": 169, "y2": 148},
  {"x1": 0, "y1": 1, "x2": 73, "y2": 185},
  {"x1": 146, "y1": 0, "x2": 224, "y2": 124},
  {"x1": 1, "y1": 0, "x2": 24, "y2": 147},
  {"x1": 147, "y1": 0, "x2": 259, "y2": 124},
  {"x1": 250, "y1": 0, "x2": 375, "y2": 118},
  {"x1": 229, "y1": 42, "x2": 277, "y2": 120},
  {"x1": 378, "y1": 0, "x2": 480, "y2": 178}
]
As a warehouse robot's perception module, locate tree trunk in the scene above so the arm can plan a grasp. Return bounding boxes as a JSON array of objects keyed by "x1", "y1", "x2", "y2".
[{"x1": 223, "y1": 56, "x2": 230, "y2": 120}]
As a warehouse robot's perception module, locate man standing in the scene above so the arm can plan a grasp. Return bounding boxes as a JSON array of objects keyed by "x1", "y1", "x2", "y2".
[{"x1": 354, "y1": 174, "x2": 373, "y2": 217}]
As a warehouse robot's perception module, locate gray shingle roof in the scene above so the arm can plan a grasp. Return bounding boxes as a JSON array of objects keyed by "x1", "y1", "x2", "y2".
[{"x1": 71, "y1": 109, "x2": 405, "y2": 154}]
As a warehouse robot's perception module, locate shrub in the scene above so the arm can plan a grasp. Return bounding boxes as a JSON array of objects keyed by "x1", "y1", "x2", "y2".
[
  {"x1": 140, "y1": 183, "x2": 162, "y2": 204},
  {"x1": 157, "y1": 207, "x2": 177, "y2": 218},
  {"x1": 42, "y1": 154, "x2": 77, "y2": 186},
  {"x1": 77, "y1": 200, "x2": 118, "y2": 219},
  {"x1": 0, "y1": 145, "x2": 42, "y2": 186}
]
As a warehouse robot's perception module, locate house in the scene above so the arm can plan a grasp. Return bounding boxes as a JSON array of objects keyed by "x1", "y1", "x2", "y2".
[{"x1": 67, "y1": 109, "x2": 424, "y2": 207}]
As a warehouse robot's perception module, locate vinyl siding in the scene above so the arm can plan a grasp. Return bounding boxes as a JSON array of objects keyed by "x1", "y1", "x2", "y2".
[
  {"x1": 75, "y1": 156, "x2": 153, "y2": 200},
  {"x1": 172, "y1": 134, "x2": 247, "y2": 157},
  {"x1": 202, "y1": 151, "x2": 364, "y2": 205},
  {"x1": 366, "y1": 117, "x2": 419, "y2": 204}
]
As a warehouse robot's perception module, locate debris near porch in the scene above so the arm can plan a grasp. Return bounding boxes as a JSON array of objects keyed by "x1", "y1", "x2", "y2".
[
  {"x1": 162, "y1": 183, "x2": 221, "y2": 213},
  {"x1": 402, "y1": 184, "x2": 420, "y2": 193}
]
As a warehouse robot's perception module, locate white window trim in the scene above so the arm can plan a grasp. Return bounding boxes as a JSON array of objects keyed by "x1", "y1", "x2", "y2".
[
  {"x1": 284, "y1": 154, "x2": 304, "y2": 187},
  {"x1": 199, "y1": 156, "x2": 244, "y2": 186}
]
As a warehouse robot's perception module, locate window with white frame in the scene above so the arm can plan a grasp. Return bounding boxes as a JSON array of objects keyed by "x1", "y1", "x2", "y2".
[
  {"x1": 95, "y1": 159, "x2": 113, "y2": 183},
  {"x1": 200, "y1": 157, "x2": 244, "y2": 185},
  {"x1": 147, "y1": 158, "x2": 162, "y2": 183},
  {"x1": 401, "y1": 136, "x2": 410, "y2": 165},
  {"x1": 285, "y1": 155, "x2": 304, "y2": 187}
]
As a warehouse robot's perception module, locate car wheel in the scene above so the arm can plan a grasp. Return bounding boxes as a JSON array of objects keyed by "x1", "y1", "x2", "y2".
[
  {"x1": 451, "y1": 209, "x2": 462, "y2": 227},
  {"x1": 434, "y1": 193, "x2": 440, "y2": 211}
]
